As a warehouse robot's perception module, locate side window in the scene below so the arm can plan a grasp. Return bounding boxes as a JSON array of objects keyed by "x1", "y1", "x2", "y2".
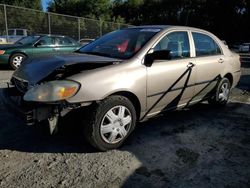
[
  {"x1": 16, "y1": 30, "x2": 24, "y2": 36},
  {"x1": 192, "y1": 32, "x2": 221, "y2": 57},
  {"x1": 38, "y1": 36, "x2": 55, "y2": 46},
  {"x1": 8, "y1": 30, "x2": 15, "y2": 35},
  {"x1": 154, "y1": 31, "x2": 190, "y2": 59},
  {"x1": 55, "y1": 37, "x2": 74, "y2": 46}
]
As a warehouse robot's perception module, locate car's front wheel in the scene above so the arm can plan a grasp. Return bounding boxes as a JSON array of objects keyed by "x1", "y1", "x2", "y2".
[
  {"x1": 83, "y1": 95, "x2": 137, "y2": 151},
  {"x1": 10, "y1": 53, "x2": 26, "y2": 70},
  {"x1": 208, "y1": 77, "x2": 231, "y2": 106}
]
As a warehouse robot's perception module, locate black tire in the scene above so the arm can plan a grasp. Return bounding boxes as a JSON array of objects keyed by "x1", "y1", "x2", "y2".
[
  {"x1": 83, "y1": 95, "x2": 137, "y2": 151},
  {"x1": 9, "y1": 53, "x2": 26, "y2": 70},
  {"x1": 208, "y1": 77, "x2": 231, "y2": 106}
]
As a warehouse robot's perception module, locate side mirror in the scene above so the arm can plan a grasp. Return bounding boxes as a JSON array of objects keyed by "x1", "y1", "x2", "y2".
[
  {"x1": 144, "y1": 49, "x2": 171, "y2": 67},
  {"x1": 34, "y1": 42, "x2": 42, "y2": 47}
]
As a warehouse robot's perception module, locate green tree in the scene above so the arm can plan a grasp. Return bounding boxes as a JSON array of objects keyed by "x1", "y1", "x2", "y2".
[
  {"x1": 48, "y1": 0, "x2": 112, "y2": 20},
  {"x1": 0, "y1": 0, "x2": 42, "y2": 10},
  {"x1": 112, "y1": 0, "x2": 250, "y2": 43}
]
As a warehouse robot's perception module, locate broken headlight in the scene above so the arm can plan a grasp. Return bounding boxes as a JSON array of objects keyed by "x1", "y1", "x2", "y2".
[{"x1": 24, "y1": 80, "x2": 80, "y2": 102}]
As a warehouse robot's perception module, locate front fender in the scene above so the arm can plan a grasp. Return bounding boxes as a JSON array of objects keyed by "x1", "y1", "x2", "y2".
[{"x1": 66, "y1": 61, "x2": 147, "y2": 112}]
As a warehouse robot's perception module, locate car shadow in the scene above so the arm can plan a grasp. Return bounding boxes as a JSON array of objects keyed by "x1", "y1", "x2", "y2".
[
  {"x1": 241, "y1": 61, "x2": 250, "y2": 68},
  {"x1": 237, "y1": 75, "x2": 250, "y2": 91},
  {"x1": 0, "y1": 64, "x2": 11, "y2": 70},
  {"x1": 1, "y1": 94, "x2": 249, "y2": 187},
  {"x1": 0, "y1": 87, "x2": 233, "y2": 154},
  {"x1": 0, "y1": 91, "x2": 247, "y2": 153},
  {"x1": 0, "y1": 101, "x2": 96, "y2": 153},
  {"x1": 121, "y1": 101, "x2": 250, "y2": 187}
]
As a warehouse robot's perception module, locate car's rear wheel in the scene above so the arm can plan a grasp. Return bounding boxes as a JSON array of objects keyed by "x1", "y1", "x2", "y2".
[
  {"x1": 10, "y1": 53, "x2": 26, "y2": 70},
  {"x1": 83, "y1": 95, "x2": 137, "y2": 151},
  {"x1": 208, "y1": 77, "x2": 231, "y2": 106}
]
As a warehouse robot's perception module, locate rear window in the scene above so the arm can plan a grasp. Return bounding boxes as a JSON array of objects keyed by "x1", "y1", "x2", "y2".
[
  {"x1": 55, "y1": 37, "x2": 76, "y2": 46},
  {"x1": 192, "y1": 32, "x2": 221, "y2": 57}
]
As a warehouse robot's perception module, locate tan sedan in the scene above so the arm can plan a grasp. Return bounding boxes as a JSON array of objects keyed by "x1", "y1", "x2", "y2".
[{"x1": 6, "y1": 25, "x2": 241, "y2": 151}]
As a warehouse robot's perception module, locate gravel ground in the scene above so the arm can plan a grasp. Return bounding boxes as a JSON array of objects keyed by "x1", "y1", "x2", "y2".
[{"x1": 0, "y1": 64, "x2": 249, "y2": 188}]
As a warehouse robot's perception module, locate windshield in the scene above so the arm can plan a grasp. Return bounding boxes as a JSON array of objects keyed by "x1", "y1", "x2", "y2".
[
  {"x1": 78, "y1": 28, "x2": 161, "y2": 59},
  {"x1": 15, "y1": 35, "x2": 41, "y2": 45}
]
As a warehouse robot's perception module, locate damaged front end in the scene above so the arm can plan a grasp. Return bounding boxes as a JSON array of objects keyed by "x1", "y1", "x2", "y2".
[
  {"x1": 3, "y1": 80, "x2": 90, "y2": 134},
  {"x1": 4, "y1": 53, "x2": 121, "y2": 133}
]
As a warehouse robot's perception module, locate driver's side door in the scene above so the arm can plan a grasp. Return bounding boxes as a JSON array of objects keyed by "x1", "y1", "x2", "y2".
[
  {"x1": 32, "y1": 36, "x2": 57, "y2": 57},
  {"x1": 146, "y1": 31, "x2": 196, "y2": 117}
]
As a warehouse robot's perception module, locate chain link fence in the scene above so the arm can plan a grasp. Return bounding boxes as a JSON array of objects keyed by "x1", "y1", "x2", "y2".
[{"x1": 0, "y1": 4, "x2": 133, "y2": 43}]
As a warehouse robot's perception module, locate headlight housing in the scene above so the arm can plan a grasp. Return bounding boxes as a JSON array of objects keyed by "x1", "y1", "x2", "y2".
[
  {"x1": 24, "y1": 80, "x2": 80, "y2": 102},
  {"x1": 0, "y1": 50, "x2": 5, "y2": 55}
]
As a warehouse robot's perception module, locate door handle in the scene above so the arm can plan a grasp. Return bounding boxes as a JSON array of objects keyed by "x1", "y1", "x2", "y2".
[
  {"x1": 187, "y1": 62, "x2": 195, "y2": 68},
  {"x1": 218, "y1": 58, "x2": 224, "y2": 63}
]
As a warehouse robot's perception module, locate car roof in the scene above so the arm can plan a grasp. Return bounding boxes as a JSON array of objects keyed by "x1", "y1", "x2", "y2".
[
  {"x1": 126, "y1": 25, "x2": 209, "y2": 33},
  {"x1": 8, "y1": 28, "x2": 27, "y2": 30},
  {"x1": 127, "y1": 25, "x2": 171, "y2": 29},
  {"x1": 29, "y1": 34, "x2": 72, "y2": 38}
]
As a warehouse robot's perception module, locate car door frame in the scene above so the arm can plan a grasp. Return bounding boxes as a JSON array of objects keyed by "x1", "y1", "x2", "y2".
[{"x1": 143, "y1": 29, "x2": 197, "y2": 118}]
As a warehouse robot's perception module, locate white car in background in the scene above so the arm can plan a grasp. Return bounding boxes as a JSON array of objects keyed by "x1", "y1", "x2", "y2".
[
  {"x1": 0, "y1": 28, "x2": 28, "y2": 44},
  {"x1": 0, "y1": 37, "x2": 7, "y2": 44},
  {"x1": 239, "y1": 43, "x2": 250, "y2": 53},
  {"x1": 79, "y1": 38, "x2": 94, "y2": 46}
]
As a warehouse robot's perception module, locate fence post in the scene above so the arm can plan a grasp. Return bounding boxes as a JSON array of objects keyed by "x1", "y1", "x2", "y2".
[
  {"x1": 48, "y1": 12, "x2": 51, "y2": 34},
  {"x1": 78, "y1": 17, "x2": 81, "y2": 41},
  {"x1": 3, "y1": 5, "x2": 8, "y2": 42},
  {"x1": 99, "y1": 19, "x2": 102, "y2": 37}
]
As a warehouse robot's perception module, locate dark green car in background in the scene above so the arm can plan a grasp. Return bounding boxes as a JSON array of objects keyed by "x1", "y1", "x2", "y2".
[{"x1": 0, "y1": 35, "x2": 81, "y2": 69}]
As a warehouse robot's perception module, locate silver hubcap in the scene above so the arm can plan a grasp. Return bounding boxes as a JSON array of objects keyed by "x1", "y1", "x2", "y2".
[
  {"x1": 100, "y1": 105, "x2": 132, "y2": 144},
  {"x1": 219, "y1": 82, "x2": 230, "y2": 101},
  {"x1": 12, "y1": 56, "x2": 23, "y2": 68}
]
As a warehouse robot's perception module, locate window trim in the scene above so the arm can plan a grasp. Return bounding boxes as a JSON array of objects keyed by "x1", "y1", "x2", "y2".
[{"x1": 191, "y1": 31, "x2": 223, "y2": 58}]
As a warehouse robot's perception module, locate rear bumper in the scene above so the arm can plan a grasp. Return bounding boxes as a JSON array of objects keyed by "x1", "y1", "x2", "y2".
[
  {"x1": 232, "y1": 70, "x2": 241, "y2": 88},
  {"x1": 0, "y1": 54, "x2": 9, "y2": 65},
  {"x1": 0, "y1": 86, "x2": 53, "y2": 125}
]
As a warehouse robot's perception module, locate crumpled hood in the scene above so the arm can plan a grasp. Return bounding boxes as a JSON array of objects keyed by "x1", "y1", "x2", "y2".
[{"x1": 13, "y1": 53, "x2": 121, "y2": 85}]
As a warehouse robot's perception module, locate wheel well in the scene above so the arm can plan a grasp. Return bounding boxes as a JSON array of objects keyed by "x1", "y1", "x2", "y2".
[
  {"x1": 110, "y1": 91, "x2": 141, "y2": 120},
  {"x1": 8, "y1": 52, "x2": 27, "y2": 63},
  {"x1": 224, "y1": 73, "x2": 233, "y2": 87}
]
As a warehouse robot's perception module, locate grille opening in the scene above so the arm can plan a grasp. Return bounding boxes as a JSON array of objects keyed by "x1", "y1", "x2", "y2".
[{"x1": 13, "y1": 77, "x2": 29, "y2": 93}]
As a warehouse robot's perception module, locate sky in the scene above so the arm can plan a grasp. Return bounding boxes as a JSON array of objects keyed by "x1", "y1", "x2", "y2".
[{"x1": 41, "y1": 0, "x2": 51, "y2": 11}]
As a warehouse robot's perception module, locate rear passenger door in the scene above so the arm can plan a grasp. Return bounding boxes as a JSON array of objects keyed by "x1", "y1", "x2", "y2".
[
  {"x1": 55, "y1": 36, "x2": 80, "y2": 54},
  {"x1": 191, "y1": 32, "x2": 225, "y2": 101}
]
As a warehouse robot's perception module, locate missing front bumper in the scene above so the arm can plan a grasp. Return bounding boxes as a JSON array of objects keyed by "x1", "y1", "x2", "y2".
[
  {"x1": 1, "y1": 84, "x2": 92, "y2": 132},
  {"x1": 1, "y1": 86, "x2": 54, "y2": 125}
]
